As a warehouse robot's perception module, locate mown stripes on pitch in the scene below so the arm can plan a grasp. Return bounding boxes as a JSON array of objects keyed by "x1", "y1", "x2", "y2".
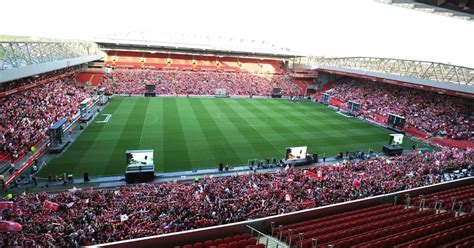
[
  {"x1": 233, "y1": 100, "x2": 311, "y2": 148},
  {"x1": 213, "y1": 99, "x2": 282, "y2": 158},
  {"x1": 189, "y1": 99, "x2": 242, "y2": 165},
  {"x1": 162, "y1": 98, "x2": 193, "y2": 171},
  {"x1": 39, "y1": 97, "x2": 431, "y2": 177},
  {"x1": 103, "y1": 97, "x2": 150, "y2": 176}
]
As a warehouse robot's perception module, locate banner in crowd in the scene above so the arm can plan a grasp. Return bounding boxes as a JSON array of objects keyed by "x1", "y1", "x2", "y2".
[
  {"x1": 43, "y1": 200, "x2": 59, "y2": 211},
  {"x1": 352, "y1": 179, "x2": 362, "y2": 189},
  {"x1": 0, "y1": 220, "x2": 22, "y2": 232},
  {"x1": 0, "y1": 201, "x2": 13, "y2": 210},
  {"x1": 304, "y1": 170, "x2": 324, "y2": 180}
]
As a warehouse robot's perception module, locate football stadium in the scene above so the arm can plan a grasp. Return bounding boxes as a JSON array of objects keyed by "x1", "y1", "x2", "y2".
[{"x1": 0, "y1": 0, "x2": 473, "y2": 247}]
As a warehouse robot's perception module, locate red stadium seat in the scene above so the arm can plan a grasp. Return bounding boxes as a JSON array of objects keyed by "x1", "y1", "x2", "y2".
[
  {"x1": 247, "y1": 238, "x2": 257, "y2": 246},
  {"x1": 232, "y1": 235, "x2": 241, "y2": 242},
  {"x1": 241, "y1": 234, "x2": 251, "y2": 240},
  {"x1": 204, "y1": 240, "x2": 214, "y2": 248},
  {"x1": 238, "y1": 239, "x2": 247, "y2": 247},
  {"x1": 227, "y1": 241, "x2": 238, "y2": 248},
  {"x1": 214, "y1": 239, "x2": 223, "y2": 246},
  {"x1": 193, "y1": 242, "x2": 203, "y2": 248}
]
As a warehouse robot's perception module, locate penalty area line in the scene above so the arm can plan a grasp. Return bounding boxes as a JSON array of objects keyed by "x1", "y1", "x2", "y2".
[{"x1": 96, "y1": 114, "x2": 112, "y2": 123}]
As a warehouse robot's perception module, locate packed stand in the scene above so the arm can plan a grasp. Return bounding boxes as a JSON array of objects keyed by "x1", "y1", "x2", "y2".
[
  {"x1": 325, "y1": 78, "x2": 473, "y2": 141},
  {"x1": 0, "y1": 73, "x2": 93, "y2": 161},
  {"x1": 0, "y1": 148, "x2": 472, "y2": 246},
  {"x1": 99, "y1": 69, "x2": 300, "y2": 96},
  {"x1": 0, "y1": 67, "x2": 80, "y2": 93}
]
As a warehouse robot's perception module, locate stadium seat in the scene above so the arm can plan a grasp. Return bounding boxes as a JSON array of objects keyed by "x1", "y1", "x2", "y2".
[
  {"x1": 227, "y1": 241, "x2": 238, "y2": 248},
  {"x1": 232, "y1": 234, "x2": 241, "y2": 242},
  {"x1": 214, "y1": 239, "x2": 223, "y2": 246},
  {"x1": 241, "y1": 234, "x2": 251, "y2": 240},
  {"x1": 193, "y1": 242, "x2": 203, "y2": 248},
  {"x1": 247, "y1": 238, "x2": 257, "y2": 246},
  {"x1": 238, "y1": 239, "x2": 247, "y2": 247},
  {"x1": 204, "y1": 240, "x2": 214, "y2": 248}
]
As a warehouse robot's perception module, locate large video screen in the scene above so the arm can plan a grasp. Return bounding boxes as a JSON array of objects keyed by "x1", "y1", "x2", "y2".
[
  {"x1": 387, "y1": 114, "x2": 406, "y2": 130},
  {"x1": 285, "y1": 146, "x2": 307, "y2": 161},
  {"x1": 348, "y1": 101, "x2": 360, "y2": 113},
  {"x1": 389, "y1": 134, "x2": 404, "y2": 145},
  {"x1": 145, "y1": 84, "x2": 156, "y2": 92},
  {"x1": 126, "y1": 150, "x2": 154, "y2": 167}
]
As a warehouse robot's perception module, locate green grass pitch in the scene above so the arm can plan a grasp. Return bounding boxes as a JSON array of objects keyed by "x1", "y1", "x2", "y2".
[{"x1": 39, "y1": 97, "x2": 429, "y2": 178}]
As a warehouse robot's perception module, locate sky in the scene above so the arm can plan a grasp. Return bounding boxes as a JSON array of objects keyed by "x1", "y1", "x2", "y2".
[{"x1": 2, "y1": 0, "x2": 474, "y2": 67}]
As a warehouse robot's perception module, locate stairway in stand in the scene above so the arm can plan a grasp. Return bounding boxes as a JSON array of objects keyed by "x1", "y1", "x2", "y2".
[{"x1": 258, "y1": 236, "x2": 289, "y2": 248}]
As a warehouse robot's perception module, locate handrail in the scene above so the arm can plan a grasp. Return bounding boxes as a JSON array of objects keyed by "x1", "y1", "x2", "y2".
[{"x1": 246, "y1": 225, "x2": 289, "y2": 248}]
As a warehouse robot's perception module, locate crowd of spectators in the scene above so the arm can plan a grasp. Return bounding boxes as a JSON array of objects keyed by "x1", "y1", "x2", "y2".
[
  {"x1": 0, "y1": 73, "x2": 93, "y2": 161},
  {"x1": 1, "y1": 148, "x2": 472, "y2": 246},
  {"x1": 325, "y1": 78, "x2": 473, "y2": 141},
  {"x1": 99, "y1": 69, "x2": 300, "y2": 96},
  {"x1": 0, "y1": 67, "x2": 80, "y2": 93}
]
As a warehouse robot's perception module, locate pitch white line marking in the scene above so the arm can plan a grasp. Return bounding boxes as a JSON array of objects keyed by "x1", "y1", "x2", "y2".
[
  {"x1": 96, "y1": 114, "x2": 112, "y2": 123},
  {"x1": 144, "y1": 113, "x2": 159, "y2": 127}
]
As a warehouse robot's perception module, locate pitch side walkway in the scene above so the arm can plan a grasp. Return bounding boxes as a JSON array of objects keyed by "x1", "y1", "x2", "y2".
[
  {"x1": 5, "y1": 153, "x2": 395, "y2": 194},
  {"x1": 5, "y1": 145, "x2": 428, "y2": 194}
]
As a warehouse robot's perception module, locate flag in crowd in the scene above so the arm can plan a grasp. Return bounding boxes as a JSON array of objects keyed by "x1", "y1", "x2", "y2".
[
  {"x1": 0, "y1": 221, "x2": 22, "y2": 232},
  {"x1": 304, "y1": 170, "x2": 324, "y2": 180},
  {"x1": 43, "y1": 200, "x2": 59, "y2": 211},
  {"x1": 0, "y1": 201, "x2": 13, "y2": 210}
]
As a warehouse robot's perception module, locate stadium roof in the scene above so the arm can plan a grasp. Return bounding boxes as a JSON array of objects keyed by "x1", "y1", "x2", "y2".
[
  {"x1": 0, "y1": 41, "x2": 104, "y2": 83},
  {"x1": 95, "y1": 31, "x2": 305, "y2": 59},
  {"x1": 377, "y1": 0, "x2": 474, "y2": 21},
  {"x1": 293, "y1": 56, "x2": 474, "y2": 95}
]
